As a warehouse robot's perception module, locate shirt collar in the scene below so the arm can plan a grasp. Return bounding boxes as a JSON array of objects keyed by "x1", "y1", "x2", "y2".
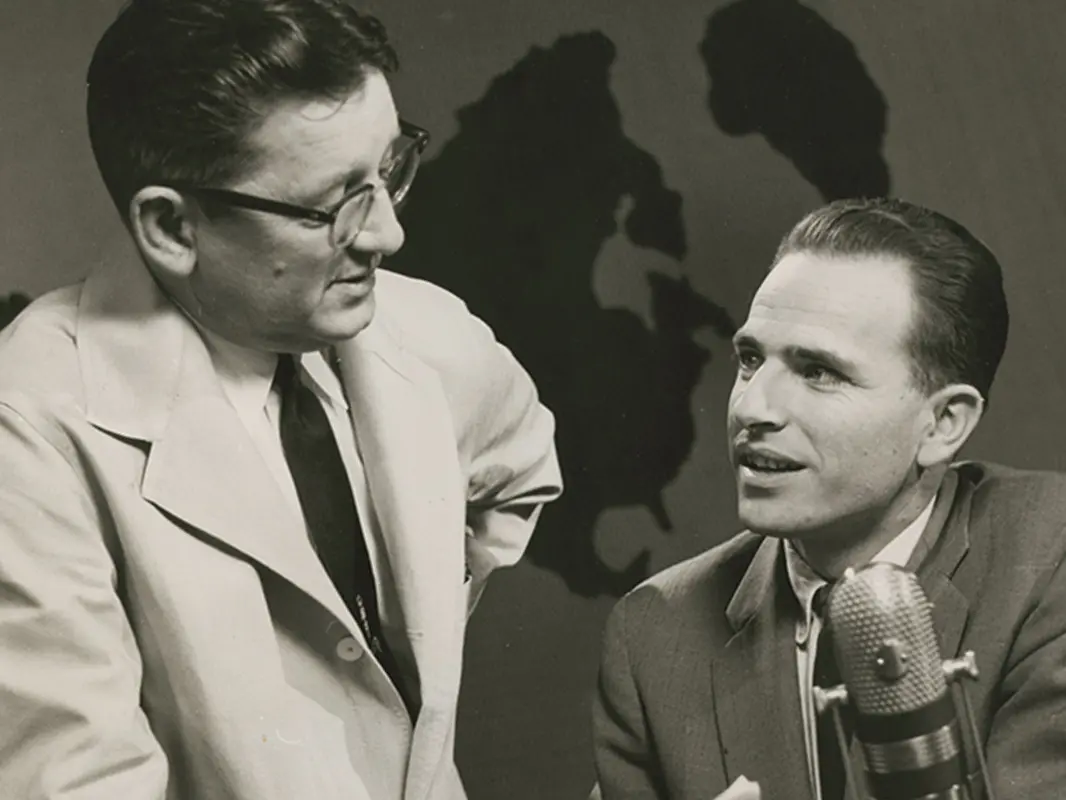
[
  {"x1": 199, "y1": 327, "x2": 277, "y2": 418},
  {"x1": 300, "y1": 348, "x2": 349, "y2": 410},
  {"x1": 198, "y1": 327, "x2": 348, "y2": 416},
  {"x1": 785, "y1": 496, "x2": 937, "y2": 646}
]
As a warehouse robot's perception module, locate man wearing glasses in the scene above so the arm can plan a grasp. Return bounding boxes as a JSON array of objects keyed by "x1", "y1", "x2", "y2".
[{"x1": 0, "y1": 2, "x2": 561, "y2": 799}]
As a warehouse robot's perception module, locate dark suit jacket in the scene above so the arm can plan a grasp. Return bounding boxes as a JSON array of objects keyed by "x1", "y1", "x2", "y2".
[{"x1": 593, "y1": 462, "x2": 1066, "y2": 799}]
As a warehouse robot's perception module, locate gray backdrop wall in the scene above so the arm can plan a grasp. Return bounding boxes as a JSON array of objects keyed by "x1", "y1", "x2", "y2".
[{"x1": 3, "y1": 1, "x2": 1065, "y2": 798}]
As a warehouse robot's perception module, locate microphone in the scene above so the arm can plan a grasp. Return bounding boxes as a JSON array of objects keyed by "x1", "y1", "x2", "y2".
[{"x1": 822, "y1": 563, "x2": 989, "y2": 800}]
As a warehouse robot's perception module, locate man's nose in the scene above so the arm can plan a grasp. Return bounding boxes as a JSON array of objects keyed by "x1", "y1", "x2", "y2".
[
  {"x1": 350, "y1": 187, "x2": 405, "y2": 256},
  {"x1": 729, "y1": 364, "x2": 788, "y2": 431}
]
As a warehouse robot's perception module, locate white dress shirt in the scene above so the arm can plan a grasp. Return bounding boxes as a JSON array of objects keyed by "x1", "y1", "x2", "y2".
[{"x1": 784, "y1": 499, "x2": 936, "y2": 799}]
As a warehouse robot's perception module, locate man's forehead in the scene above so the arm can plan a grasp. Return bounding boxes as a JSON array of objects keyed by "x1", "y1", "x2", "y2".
[
  {"x1": 741, "y1": 251, "x2": 916, "y2": 353},
  {"x1": 254, "y1": 76, "x2": 397, "y2": 143},
  {"x1": 242, "y1": 73, "x2": 399, "y2": 181},
  {"x1": 761, "y1": 250, "x2": 911, "y2": 301}
]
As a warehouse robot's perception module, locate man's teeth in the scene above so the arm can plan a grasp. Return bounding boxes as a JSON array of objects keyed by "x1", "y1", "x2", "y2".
[{"x1": 746, "y1": 453, "x2": 800, "y2": 471}]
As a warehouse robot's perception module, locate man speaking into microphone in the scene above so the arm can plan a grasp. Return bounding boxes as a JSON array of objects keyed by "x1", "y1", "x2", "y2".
[{"x1": 592, "y1": 197, "x2": 1066, "y2": 799}]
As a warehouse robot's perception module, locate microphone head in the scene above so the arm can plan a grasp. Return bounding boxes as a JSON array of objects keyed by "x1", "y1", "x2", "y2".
[
  {"x1": 826, "y1": 563, "x2": 969, "y2": 800},
  {"x1": 827, "y1": 563, "x2": 946, "y2": 716}
]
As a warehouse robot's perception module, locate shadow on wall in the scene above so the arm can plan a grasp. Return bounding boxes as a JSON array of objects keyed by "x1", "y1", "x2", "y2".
[
  {"x1": 701, "y1": 0, "x2": 891, "y2": 201},
  {"x1": 0, "y1": 294, "x2": 31, "y2": 331},
  {"x1": 390, "y1": 31, "x2": 736, "y2": 599}
]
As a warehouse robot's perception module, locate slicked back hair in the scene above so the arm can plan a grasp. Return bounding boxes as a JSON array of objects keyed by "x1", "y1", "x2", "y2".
[{"x1": 773, "y1": 197, "x2": 1009, "y2": 402}]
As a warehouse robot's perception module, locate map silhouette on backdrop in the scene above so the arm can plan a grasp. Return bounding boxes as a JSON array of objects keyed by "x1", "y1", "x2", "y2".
[
  {"x1": 390, "y1": 32, "x2": 737, "y2": 598},
  {"x1": 702, "y1": 0, "x2": 891, "y2": 201},
  {"x1": 432, "y1": 8, "x2": 893, "y2": 789},
  {"x1": 392, "y1": 0, "x2": 891, "y2": 600}
]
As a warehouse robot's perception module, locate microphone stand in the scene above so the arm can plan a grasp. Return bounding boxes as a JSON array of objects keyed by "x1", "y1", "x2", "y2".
[
  {"x1": 813, "y1": 684, "x2": 868, "y2": 800},
  {"x1": 943, "y1": 651, "x2": 997, "y2": 800}
]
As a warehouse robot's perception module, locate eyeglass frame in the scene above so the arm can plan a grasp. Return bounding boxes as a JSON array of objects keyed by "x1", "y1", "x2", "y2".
[{"x1": 155, "y1": 120, "x2": 430, "y2": 246}]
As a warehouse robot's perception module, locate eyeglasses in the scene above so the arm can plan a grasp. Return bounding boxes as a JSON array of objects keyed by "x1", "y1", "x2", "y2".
[{"x1": 161, "y1": 120, "x2": 430, "y2": 249}]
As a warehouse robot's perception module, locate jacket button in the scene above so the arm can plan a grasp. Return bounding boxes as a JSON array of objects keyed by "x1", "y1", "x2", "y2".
[{"x1": 335, "y1": 637, "x2": 363, "y2": 662}]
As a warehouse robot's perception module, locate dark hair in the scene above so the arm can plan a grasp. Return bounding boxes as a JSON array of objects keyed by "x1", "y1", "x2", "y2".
[
  {"x1": 87, "y1": 0, "x2": 398, "y2": 217},
  {"x1": 774, "y1": 197, "x2": 1009, "y2": 400}
]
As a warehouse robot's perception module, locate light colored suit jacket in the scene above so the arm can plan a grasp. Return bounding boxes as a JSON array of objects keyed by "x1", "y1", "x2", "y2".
[
  {"x1": 593, "y1": 462, "x2": 1066, "y2": 799},
  {"x1": 0, "y1": 252, "x2": 561, "y2": 800}
]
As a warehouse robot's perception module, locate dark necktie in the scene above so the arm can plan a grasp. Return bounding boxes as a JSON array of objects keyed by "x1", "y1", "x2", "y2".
[
  {"x1": 275, "y1": 354, "x2": 413, "y2": 714},
  {"x1": 813, "y1": 583, "x2": 850, "y2": 800}
]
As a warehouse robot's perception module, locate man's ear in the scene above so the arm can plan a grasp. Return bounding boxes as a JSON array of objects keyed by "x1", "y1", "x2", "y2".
[
  {"x1": 129, "y1": 187, "x2": 199, "y2": 278},
  {"x1": 916, "y1": 383, "x2": 985, "y2": 468}
]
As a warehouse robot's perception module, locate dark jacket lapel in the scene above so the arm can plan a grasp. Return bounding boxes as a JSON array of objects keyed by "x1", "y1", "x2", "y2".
[
  {"x1": 715, "y1": 537, "x2": 815, "y2": 800},
  {"x1": 910, "y1": 467, "x2": 973, "y2": 659}
]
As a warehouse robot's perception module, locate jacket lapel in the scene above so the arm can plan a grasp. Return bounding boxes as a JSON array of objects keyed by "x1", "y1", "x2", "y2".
[
  {"x1": 715, "y1": 538, "x2": 815, "y2": 800},
  {"x1": 334, "y1": 324, "x2": 466, "y2": 800},
  {"x1": 140, "y1": 365, "x2": 366, "y2": 640},
  {"x1": 911, "y1": 467, "x2": 972, "y2": 659},
  {"x1": 77, "y1": 257, "x2": 364, "y2": 642}
]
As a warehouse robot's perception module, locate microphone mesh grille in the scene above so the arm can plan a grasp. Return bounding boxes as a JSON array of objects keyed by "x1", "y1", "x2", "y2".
[{"x1": 827, "y1": 563, "x2": 946, "y2": 715}]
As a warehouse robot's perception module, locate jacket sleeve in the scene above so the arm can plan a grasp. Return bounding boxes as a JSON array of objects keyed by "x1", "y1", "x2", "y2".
[
  {"x1": 985, "y1": 548, "x2": 1066, "y2": 797},
  {"x1": 0, "y1": 402, "x2": 169, "y2": 799},
  {"x1": 451, "y1": 311, "x2": 562, "y2": 606},
  {"x1": 592, "y1": 597, "x2": 668, "y2": 799}
]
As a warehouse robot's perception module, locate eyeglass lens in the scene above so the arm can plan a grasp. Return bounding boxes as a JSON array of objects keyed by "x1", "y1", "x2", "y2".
[{"x1": 331, "y1": 140, "x2": 422, "y2": 248}]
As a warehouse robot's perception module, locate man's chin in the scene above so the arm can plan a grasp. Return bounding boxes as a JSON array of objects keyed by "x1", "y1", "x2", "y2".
[
  {"x1": 737, "y1": 503, "x2": 815, "y2": 540},
  {"x1": 320, "y1": 294, "x2": 377, "y2": 343}
]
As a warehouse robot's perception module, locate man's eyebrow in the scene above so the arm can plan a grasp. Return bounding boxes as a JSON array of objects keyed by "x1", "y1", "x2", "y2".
[
  {"x1": 784, "y1": 345, "x2": 857, "y2": 373},
  {"x1": 302, "y1": 129, "x2": 404, "y2": 206},
  {"x1": 731, "y1": 331, "x2": 760, "y2": 350},
  {"x1": 302, "y1": 165, "x2": 370, "y2": 207},
  {"x1": 731, "y1": 333, "x2": 858, "y2": 372}
]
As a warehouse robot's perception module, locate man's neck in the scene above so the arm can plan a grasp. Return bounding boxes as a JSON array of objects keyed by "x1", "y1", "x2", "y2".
[{"x1": 795, "y1": 467, "x2": 945, "y2": 579}]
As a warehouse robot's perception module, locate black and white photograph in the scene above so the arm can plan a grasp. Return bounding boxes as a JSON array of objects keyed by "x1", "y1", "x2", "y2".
[{"x1": 1, "y1": 1, "x2": 1064, "y2": 798}]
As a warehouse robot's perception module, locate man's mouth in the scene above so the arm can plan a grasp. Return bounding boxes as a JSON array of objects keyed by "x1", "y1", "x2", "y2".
[
  {"x1": 334, "y1": 256, "x2": 382, "y2": 285},
  {"x1": 737, "y1": 452, "x2": 805, "y2": 473}
]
